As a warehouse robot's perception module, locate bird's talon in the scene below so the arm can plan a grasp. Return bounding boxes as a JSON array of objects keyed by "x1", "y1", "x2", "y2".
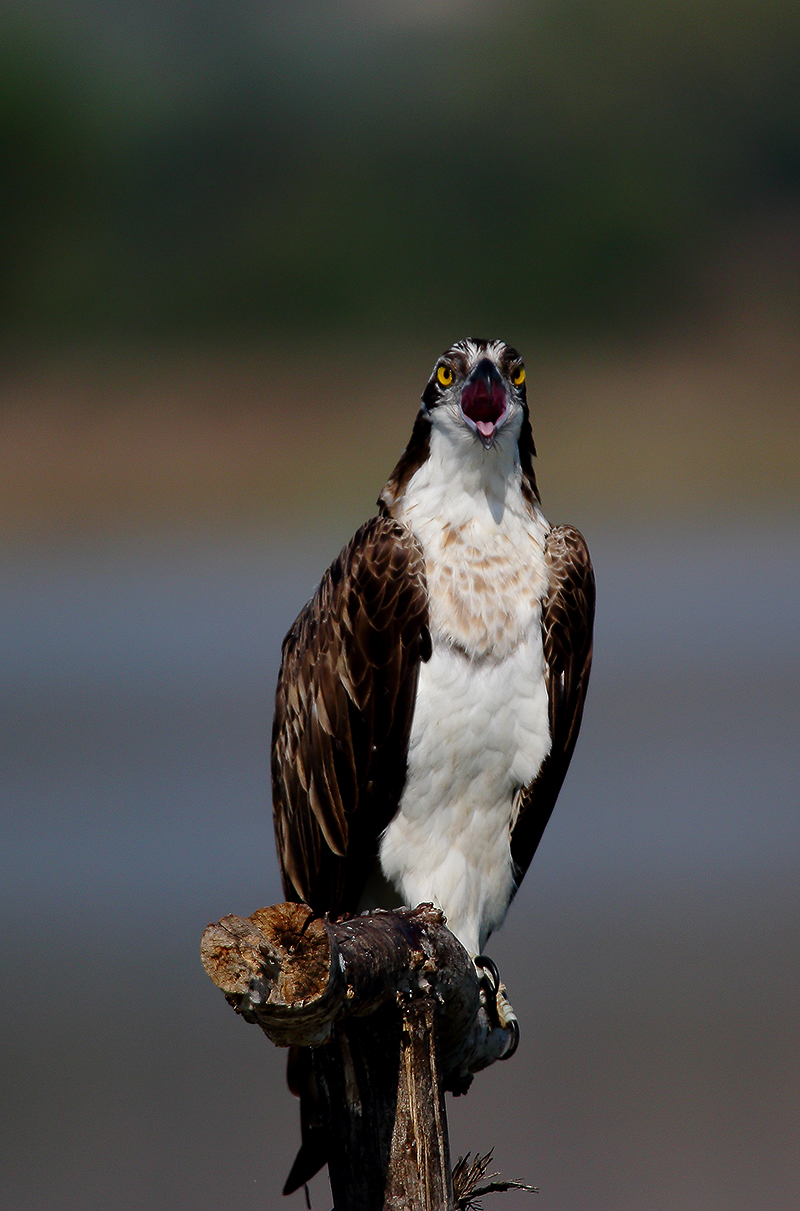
[
  {"x1": 474, "y1": 954, "x2": 520, "y2": 1058},
  {"x1": 498, "y1": 1016, "x2": 520, "y2": 1060},
  {"x1": 474, "y1": 953, "x2": 500, "y2": 997}
]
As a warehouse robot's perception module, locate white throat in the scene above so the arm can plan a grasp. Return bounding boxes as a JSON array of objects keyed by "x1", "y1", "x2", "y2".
[{"x1": 394, "y1": 418, "x2": 550, "y2": 660}]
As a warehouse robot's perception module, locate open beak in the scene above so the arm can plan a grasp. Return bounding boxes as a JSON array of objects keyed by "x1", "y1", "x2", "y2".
[{"x1": 459, "y1": 358, "x2": 508, "y2": 449}]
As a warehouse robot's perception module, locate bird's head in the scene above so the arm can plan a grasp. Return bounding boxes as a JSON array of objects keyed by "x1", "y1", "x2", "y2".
[
  {"x1": 421, "y1": 338, "x2": 527, "y2": 451},
  {"x1": 380, "y1": 337, "x2": 539, "y2": 511}
]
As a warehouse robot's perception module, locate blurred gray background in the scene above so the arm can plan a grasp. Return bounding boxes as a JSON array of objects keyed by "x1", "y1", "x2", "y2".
[{"x1": 1, "y1": 3, "x2": 799, "y2": 1209}]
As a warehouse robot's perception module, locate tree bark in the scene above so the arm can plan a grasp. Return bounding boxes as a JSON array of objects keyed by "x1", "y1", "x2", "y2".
[
  {"x1": 201, "y1": 902, "x2": 518, "y2": 1210},
  {"x1": 313, "y1": 999, "x2": 453, "y2": 1210}
]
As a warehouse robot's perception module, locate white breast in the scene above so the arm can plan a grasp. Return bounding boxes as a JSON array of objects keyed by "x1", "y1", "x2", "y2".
[{"x1": 375, "y1": 421, "x2": 553, "y2": 954}]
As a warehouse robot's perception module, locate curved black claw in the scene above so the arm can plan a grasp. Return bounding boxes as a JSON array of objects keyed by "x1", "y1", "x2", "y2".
[
  {"x1": 474, "y1": 954, "x2": 520, "y2": 1059},
  {"x1": 498, "y1": 1016, "x2": 520, "y2": 1061},
  {"x1": 474, "y1": 953, "x2": 500, "y2": 997}
]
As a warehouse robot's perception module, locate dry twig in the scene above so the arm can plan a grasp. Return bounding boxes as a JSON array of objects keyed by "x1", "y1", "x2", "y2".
[{"x1": 453, "y1": 1149, "x2": 538, "y2": 1210}]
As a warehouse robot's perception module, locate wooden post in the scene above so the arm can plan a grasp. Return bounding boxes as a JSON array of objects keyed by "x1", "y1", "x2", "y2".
[
  {"x1": 313, "y1": 999, "x2": 453, "y2": 1210},
  {"x1": 201, "y1": 903, "x2": 521, "y2": 1210}
]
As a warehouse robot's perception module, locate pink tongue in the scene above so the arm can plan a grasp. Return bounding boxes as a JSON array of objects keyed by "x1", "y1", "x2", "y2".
[{"x1": 476, "y1": 420, "x2": 495, "y2": 438}]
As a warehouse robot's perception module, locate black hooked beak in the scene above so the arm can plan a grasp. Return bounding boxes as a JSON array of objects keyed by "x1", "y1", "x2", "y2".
[{"x1": 459, "y1": 358, "x2": 508, "y2": 448}]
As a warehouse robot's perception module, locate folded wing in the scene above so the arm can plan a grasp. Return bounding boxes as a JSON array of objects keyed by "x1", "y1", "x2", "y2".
[
  {"x1": 510, "y1": 524, "x2": 595, "y2": 884},
  {"x1": 272, "y1": 515, "x2": 430, "y2": 917}
]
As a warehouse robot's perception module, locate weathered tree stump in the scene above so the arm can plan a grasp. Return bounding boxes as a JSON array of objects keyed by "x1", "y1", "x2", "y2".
[{"x1": 201, "y1": 902, "x2": 520, "y2": 1210}]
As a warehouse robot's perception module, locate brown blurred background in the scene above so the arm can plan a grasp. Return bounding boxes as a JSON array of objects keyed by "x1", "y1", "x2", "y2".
[{"x1": 1, "y1": 2, "x2": 799, "y2": 1209}]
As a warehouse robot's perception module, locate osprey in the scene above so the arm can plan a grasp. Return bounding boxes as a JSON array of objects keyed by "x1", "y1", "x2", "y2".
[{"x1": 272, "y1": 337, "x2": 594, "y2": 1191}]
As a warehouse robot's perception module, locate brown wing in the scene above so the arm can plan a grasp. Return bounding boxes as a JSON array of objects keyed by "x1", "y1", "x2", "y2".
[
  {"x1": 272, "y1": 514, "x2": 430, "y2": 918},
  {"x1": 510, "y1": 523, "x2": 595, "y2": 885}
]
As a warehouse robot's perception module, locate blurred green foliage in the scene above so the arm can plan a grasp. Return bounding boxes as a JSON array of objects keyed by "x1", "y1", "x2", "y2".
[{"x1": 1, "y1": 0, "x2": 799, "y2": 342}]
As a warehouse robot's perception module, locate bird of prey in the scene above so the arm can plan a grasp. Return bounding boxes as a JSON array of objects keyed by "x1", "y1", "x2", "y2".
[{"x1": 272, "y1": 337, "x2": 594, "y2": 1191}]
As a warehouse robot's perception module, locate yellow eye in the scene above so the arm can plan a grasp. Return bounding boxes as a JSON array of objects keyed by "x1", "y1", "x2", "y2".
[
  {"x1": 437, "y1": 365, "x2": 453, "y2": 387},
  {"x1": 512, "y1": 366, "x2": 526, "y2": 386}
]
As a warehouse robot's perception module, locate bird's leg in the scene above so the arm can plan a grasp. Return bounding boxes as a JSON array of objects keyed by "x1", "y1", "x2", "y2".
[{"x1": 474, "y1": 954, "x2": 520, "y2": 1060}]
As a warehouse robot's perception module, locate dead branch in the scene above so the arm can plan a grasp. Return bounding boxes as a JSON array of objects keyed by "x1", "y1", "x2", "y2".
[
  {"x1": 201, "y1": 902, "x2": 521, "y2": 1210},
  {"x1": 200, "y1": 901, "x2": 517, "y2": 1084}
]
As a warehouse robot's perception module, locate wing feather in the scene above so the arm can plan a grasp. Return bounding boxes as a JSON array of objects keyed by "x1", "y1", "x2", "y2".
[
  {"x1": 272, "y1": 515, "x2": 429, "y2": 916},
  {"x1": 510, "y1": 523, "x2": 595, "y2": 884}
]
